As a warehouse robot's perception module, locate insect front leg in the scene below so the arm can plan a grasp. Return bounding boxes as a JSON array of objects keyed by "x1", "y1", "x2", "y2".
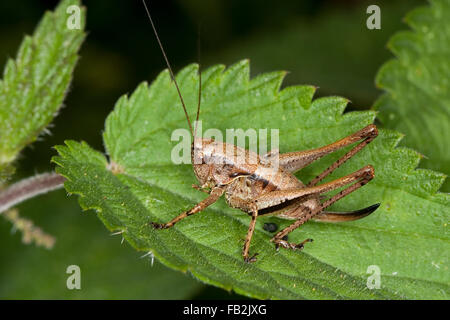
[
  {"x1": 150, "y1": 186, "x2": 224, "y2": 229},
  {"x1": 271, "y1": 165, "x2": 374, "y2": 250}
]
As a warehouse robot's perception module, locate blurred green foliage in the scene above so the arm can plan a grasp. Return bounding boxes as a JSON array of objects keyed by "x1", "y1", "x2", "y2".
[
  {"x1": 0, "y1": 0, "x2": 420, "y2": 175},
  {"x1": 207, "y1": 1, "x2": 422, "y2": 107}
]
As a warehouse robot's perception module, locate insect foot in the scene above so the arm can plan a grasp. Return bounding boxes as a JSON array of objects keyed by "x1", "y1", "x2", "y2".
[
  {"x1": 244, "y1": 252, "x2": 259, "y2": 263},
  {"x1": 272, "y1": 238, "x2": 313, "y2": 251}
]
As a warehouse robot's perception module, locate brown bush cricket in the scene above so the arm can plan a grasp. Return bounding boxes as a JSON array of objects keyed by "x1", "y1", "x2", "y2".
[{"x1": 142, "y1": 1, "x2": 380, "y2": 263}]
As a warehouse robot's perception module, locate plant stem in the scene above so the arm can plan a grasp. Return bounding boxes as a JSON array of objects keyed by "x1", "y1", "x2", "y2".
[{"x1": 0, "y1": 172, "x2": 65, "y2": 214}]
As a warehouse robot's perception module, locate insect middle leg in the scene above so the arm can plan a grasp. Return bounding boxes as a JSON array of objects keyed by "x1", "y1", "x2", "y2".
[
  {"x1": 151, "y1": 186, "x2": 224, "y2": 229},
  {"x1": 270, "y1": 165, "x2": 374, "y2": 250},
  {"x1": 242, "y1": 205, "x2": 259, "y2": 263}
]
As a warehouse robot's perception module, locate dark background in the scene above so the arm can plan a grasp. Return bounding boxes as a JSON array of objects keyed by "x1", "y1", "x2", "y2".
[{"x1": 0, "y1": 0, "x2": 421, "y2": 299}]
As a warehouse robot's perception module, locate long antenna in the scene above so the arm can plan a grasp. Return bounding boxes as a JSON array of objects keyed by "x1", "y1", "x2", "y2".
[
  {"x1": 194, "y1": 23, "x2": 202, "y2": 139},
  {"x1": 142, "y1": 0, "x2": 193, "y2": 136}
]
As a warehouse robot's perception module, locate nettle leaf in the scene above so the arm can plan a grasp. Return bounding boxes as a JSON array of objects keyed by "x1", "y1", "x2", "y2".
[
  {"x1": 0, "y1": 0, "x2": 85, "y2": 181},
  {"x1": 375, "y1": 0, "x2": 450, "y2": 191},
  {"x1": 53, "y1": 60, "x2": 449, "y2": 299}
]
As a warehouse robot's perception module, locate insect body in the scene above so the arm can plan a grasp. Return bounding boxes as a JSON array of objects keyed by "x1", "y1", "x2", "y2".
[{"x1": 143, "y1": 1, "x2": 380, "y2": 263}]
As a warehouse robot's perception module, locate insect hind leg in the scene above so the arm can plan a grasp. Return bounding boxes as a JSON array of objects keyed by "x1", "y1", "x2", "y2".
[{"x1": 242, "y1": 205, "x2": 259, "y2": 263}]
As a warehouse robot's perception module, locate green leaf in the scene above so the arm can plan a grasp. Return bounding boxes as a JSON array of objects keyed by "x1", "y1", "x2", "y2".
[
  {"x1": 53, "y1": 60, "x2": 449, "y2": 299},
  {"x1": 374, "y1": 0, "x2": 450, "y2": 191},
  {"x1": 0, "y1": 0, "x2": 86, "y2": 181}
]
